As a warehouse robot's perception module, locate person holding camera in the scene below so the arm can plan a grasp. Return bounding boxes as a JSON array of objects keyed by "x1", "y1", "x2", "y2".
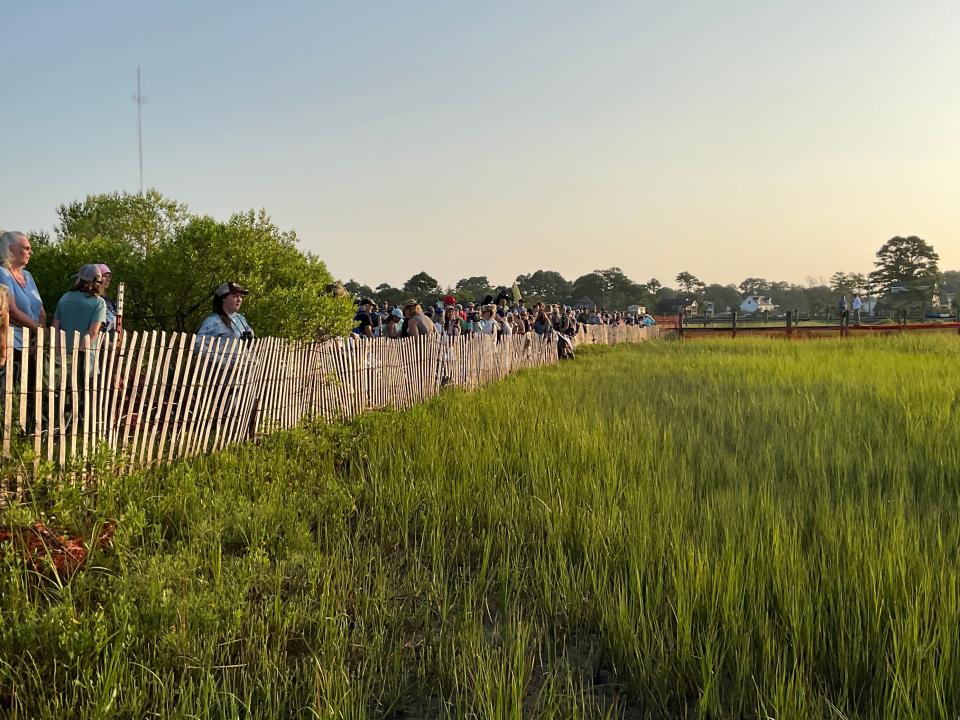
[{"x1": 197, "y1": 282, "x2": 255, "y2": 341}]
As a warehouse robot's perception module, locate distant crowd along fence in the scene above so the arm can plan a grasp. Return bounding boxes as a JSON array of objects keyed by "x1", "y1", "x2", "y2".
[{"x1": 0, "y1": 322, "x2": 659, "y2": 490}]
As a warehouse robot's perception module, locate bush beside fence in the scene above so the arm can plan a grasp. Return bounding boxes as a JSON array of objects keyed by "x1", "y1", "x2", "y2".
[{"x1": 0, "y1": 323, "x2": 659, "y2": 495}]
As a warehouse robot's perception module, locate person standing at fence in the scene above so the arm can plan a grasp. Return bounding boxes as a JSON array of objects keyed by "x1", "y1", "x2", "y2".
[
  {"x1": 96, "y1": 264, "x2": 118, "y2": 333},
  {"x1": 53, "y1": 264, "x2": 107, "y2": 352},
  {"x1": 401, "y1": 299, "x2": 437, "y2": 337},
  {"x1": 0, "y1": 231, "x2": 45, "y2": 349},
  {"x1": 384, "y1": 307, "x2": 404, "y2": 338},
  {"x1": 852, "y1": 293, "x2": 863, "y2": 325},
  {"x1": 197, "y1": 282, "x2": 255, "y2": 341},
  {"x1": 53, "y1": 264, "x2": 108, "y2": 428},
  {"x1": 837, "y1": 295, "x2": 849, "y2": 327},
  {"x1": 425, "y1": 306, "x2": 443, "y2": 334},
  {"x1": 495, "y1": 311, "x2": 513, "y2": 340},
  {"x1": 442, "y1": 306, "x2": 463, "y2": 336},
  {"x1": 352, "y1": 298, "x2": 378, "y2": 338},
  {"x1": 478, "y1": 305, "x2": 497, "y2": 335},
  {"x1": 0, "y1": 231, "x2": 45, "y2": 428}
]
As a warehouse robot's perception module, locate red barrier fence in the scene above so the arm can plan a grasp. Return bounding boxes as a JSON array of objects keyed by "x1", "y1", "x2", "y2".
[{"x1": 678, "y1": 321, "x2": 960, "y2": 340}]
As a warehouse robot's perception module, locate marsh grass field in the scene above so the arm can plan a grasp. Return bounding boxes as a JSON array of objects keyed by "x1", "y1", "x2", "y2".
[{"x1": 2, "y1": 335, "x2": 960, "y2": 719}]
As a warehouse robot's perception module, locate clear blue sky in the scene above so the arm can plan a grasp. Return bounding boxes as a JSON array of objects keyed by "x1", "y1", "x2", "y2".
[{"x1": 3, "y1": 1, "x2": 959, "y2": 290}]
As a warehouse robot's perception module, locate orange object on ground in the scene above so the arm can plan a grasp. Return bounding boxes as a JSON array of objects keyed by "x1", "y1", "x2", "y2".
[{"x1": 0, "y1": 521, "x2": 116, "y2": 575}]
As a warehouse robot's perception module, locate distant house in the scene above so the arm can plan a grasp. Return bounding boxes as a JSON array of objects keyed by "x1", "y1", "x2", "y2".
[
  {"x1": 655, "y1": 297, "x2": 699, "y2": 315},
  {"x1": 739, "y1": 295, "x2": 776, "y2": 314},
  {"x1": 627, "y1": 304, "x2": 647, "y2": 314}
]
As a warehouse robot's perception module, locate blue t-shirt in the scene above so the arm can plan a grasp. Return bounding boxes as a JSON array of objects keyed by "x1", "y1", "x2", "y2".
[
  {"x1": 0, "y1": 267, "x2": 43, "y2": 351},
  {"x1": 53, "y1": 290, "x2": 107, "y2": 351}
]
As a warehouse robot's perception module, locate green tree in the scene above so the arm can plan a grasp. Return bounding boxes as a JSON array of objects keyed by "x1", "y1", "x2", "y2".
[
  {"x1": 943, "y1": 270, "x2": 960, "y2": 291},
  {"x1": 774, "y1": 284, "x2": 810, "y2": 315},
  {"x1": 598, "y1": 267, "x2": 644, "y2": 309},
  {"x1": 675, "y1": 271, "x2": 705, "y2": 295},
  {"x1": 868, "y1": 236, "x2": 940, "y2": 299},
  {"x1": 373, "y1": 284, "x2": 406, "y2": 307},
  {"x1": 738, "y1": 277, "x2": 770, "y2": 296},
  {"x1": 829, "y1": 271, "x2": 851, "y2": 293},
  {"x1": 402, "y1": 272, "x2": 442, "y2": 301},
  {"x1": 803, "y1": 284, "x2": 835, "y2": 318},
  {"x1": 56, "y1": 188, "x2": 188, "y2": 254},
  {"x1": 453, "y1": 276, "x2": 494, "y2": 302},
  {"x1": 701, "y1": 284, "x2": 741, "y2": 313},
  {"x1": 30, "y1": 192, "x2": 353, "y2": 340},
  {"x1": 344, "y1": 280, "x2": 376, "y2": 299},
  {"x1": 571, "y1": 272, "x2": 607, "y2": 307},
  {"x1": 848, "y1": 273, "x2": 868, "y2": 295},
  {"x1": 514, "y1": 270, "x2": 572, "y2": 304}
]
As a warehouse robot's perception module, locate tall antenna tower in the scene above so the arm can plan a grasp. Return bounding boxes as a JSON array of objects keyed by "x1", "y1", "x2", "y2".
[{"x1": 132, "y1": 66, "x2": 147, "y2": 195}]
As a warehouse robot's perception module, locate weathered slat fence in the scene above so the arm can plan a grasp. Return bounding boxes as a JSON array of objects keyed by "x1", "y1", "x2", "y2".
[{"x1": 0, "y1": 323, "x2": 657, "y2": 494}]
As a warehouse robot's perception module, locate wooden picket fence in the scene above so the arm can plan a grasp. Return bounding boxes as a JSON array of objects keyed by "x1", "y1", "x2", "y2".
[{"x1": 0, "y1": 323, "x2": 658, "y2": 495}]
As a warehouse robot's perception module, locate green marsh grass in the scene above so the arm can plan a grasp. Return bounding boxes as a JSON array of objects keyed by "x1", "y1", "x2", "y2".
[{"x1": 2, "y1": 334, "x2": 960, "y2": 718}]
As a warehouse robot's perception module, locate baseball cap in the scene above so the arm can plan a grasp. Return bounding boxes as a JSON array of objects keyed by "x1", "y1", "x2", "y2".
[
  {"x1": 96, "y1": 263, "x2": 112, "y2": 275},
  {"x1": 75, "y1": 264, "x2": 102, "y2": 283},
  {"x1": 214, "y1": 282, "x2": 248, "y2": 298}
]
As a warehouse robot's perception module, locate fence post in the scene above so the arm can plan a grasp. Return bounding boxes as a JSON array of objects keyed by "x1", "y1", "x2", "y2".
[
  {"x1": 677, "y1": 310, "x2": 684, "y2": 340},
  {"x1": 731, "y1": 311, "x2": 737, "y2": 339},
  {"x1": 786, "y1": 310, "x2": 793, "y2": 337}
]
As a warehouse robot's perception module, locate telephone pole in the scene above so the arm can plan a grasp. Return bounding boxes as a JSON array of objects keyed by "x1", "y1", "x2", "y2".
[{"x1": 133, "y1": 66, "x2": 147, "y2": 195}]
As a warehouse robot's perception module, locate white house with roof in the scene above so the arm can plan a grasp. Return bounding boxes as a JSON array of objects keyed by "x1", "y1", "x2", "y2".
[{"x1": 739, "y1": 295, "x2": 777, "y2": 314}]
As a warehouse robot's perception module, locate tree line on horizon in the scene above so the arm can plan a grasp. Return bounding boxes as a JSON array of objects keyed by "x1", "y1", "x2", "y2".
[
  {"x1": 347, "y1": 236, "x2": 958, "y2": 315},
  {"x1": 16, "y1": 191, "x2": 956, "y2": 337}
]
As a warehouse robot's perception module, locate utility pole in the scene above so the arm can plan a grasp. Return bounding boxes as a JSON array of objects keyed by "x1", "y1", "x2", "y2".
[{"x1": 133, "y1": 66, "x2": 147, "y2": 195}]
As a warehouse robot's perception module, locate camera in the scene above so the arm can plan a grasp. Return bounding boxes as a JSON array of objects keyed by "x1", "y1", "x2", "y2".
[{"x1": 240, "y1": 331, "x2": 254, "y2": 341}]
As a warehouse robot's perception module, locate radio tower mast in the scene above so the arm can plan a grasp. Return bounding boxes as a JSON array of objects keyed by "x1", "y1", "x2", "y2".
[{"x1": 133, "y1": 66, "x2": 147, "y2": 195}]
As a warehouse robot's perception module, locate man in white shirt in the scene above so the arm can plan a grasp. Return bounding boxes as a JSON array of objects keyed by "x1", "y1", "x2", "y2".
[{"x1": 852, "y1": 294, "x2": 863, "y2": 325}]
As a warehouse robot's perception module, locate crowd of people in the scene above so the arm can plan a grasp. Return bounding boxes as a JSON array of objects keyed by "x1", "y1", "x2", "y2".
[
  {"x1": 350, "y1": 291, "x2": 656, "y2": 343},
  {"x1": 0, "y1": 230, "x2": 255, "y2": 358},
  {"x1": 0, "y1": 228, "x2": 657, "y2": 368}
]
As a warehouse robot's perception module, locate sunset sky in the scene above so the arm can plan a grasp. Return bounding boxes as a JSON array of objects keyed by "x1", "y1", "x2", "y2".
[{"x1": 3, "y1": 1, "x2": 959, "y2": 289}]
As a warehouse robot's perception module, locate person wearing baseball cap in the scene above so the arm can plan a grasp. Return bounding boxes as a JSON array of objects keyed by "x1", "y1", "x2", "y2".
[
  {"x1": 95, "y1": 263, "x2": 118, "y2": 332},
  {"x1": 352, "y1": 297, "x2": 379, "y2": 339},
  {"x1": 401, "y1": 299, "x2": 437, "y2": 337},
  {"x1": 196, "y1": 281, "x2": 254, "y2": 341},
  {"x1": 383, "y1": 306, "x2": 404, "y2": 339},
  {"x1": 53, "y1": 263, "x2": 107, "y2": 352}
]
